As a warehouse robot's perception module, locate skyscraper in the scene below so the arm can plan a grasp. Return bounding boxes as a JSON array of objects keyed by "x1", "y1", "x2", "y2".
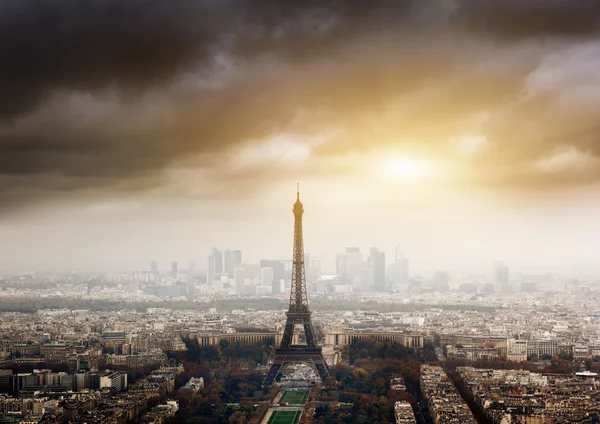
[
  {"x1": 206, "y1": 254, "x2": 214, "y2": 283},
  {"x1": 224, "y1": 249, "x2": 242, "y2": 276},
  {"x1": 234, "y1": 268, "x2": 245, "y2": 296},
  {"x1": 307, "y1": 257, "x2": 322, "y2": 283},
  {"x1": 170, "y1": 261, "x2": 178, "y2": 278},
  {"x1": 336, "y1": 247, "x2": 363, "y2": 287},
  {"x1": 233, "y1": 250, "x2": 242, "y2": 269},
  {"x1": 433, "y1": 271, "x2": 450, "y2": 292},
  {"x1": 261, "y1": 267, "x2": 274, "y2": 287},
  {"x1": 390, "y1": 244, "x2": 409, "y2": 291},
  {"x1": 207, "y1": 248, "x2": 224, "y2": 283},
  {"x1": 493, "y1": 261, "x2": 510, "y2": 292},
  {"x1": 260, "y1": 259, "x2": 286, "y2": 281},
  {"x1": 151, "y1": 260, "x2": 158, "y2": 275},
  {"x1": 212, "y1": 248, "x2": 223, "y2": 274},
  {"x1": 369, "y1": 247, "x2": 386, "y2": 292}
]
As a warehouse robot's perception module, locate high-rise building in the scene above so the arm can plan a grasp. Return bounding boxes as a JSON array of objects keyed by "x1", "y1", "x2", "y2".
[
  {"x1": 390, "y1": 244, "x2": 409, "y2": 291},
  {"x1": 260, "y1": 259, "x2": 286, "y2": 281},
  {"x1": 261, "y1": 267, "x2": 274, "y2": 287},
  {"x1": 224, "y1": 250, "x2": 242, "y2": 275},
  {"x1": 272, "y1": 279, "x2": 284, "y2": 294},
  {"x1": 212, "y1": 248, "x2": 223, "y2": 274},
  {"x1": 336, "y1": 247, "x2": 363, "y2": 287},
  {"x1": 307, "y1": 257, "x2": 322, "y2": 283},
  {"x1": 170, "y1": 261, "x2": 178, "y2": 278},
  {"x1": 493, "y1": 261, "x2": 509, "y2": 284},
  {"x1": 493, "y1": 261, "x2": 510, "y2": 292},
  {"x1": 207, "y1": 248, "x2": 224, "y2": 283},
  {"x1": 151, "y1": 260, "x2": 158, "y2": 275},
  {"x1": 369, "y1": 247, "x2": 386, "y2": 292},
  {"x1": 433, "y1": 271, "x2": 450, "y2": 292},
  {"x1": 206, "y1": 254, "x2": 214, "y2": 283},
  {"x1": 234, "y1": 268, "x2": 245, "y2": 296}
]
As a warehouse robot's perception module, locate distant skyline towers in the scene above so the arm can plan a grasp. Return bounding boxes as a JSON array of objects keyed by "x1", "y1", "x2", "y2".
[
  {"x1": 170, "y1": 261, "x2": 178, "y2": 278},
  {"x1": 336, "y1": 247, "x2": 363, "y2": 287},
  {"x1": 212, "y1": 248, "x2": 223, "y2": 274},
  {"x1": 207, "y1": 247, "x2": 225, "y2": 283},
  {"x1": 224, "y1": 250, "x2": 242, "y2": 276},
  {"x1": 234, "y1": 268, "x2": 245, "y2": 296},
  {"x1": 369, "y1": 247, "x2": 386, "y2": 292},
  {"x1": 150, "y1": 260, "x2": 158, "y2": 274},
  {"x1": 261, "y1": 267, "x2": 274, "y2": 287},
  {"x1": 494, "y1": 261, "x2": 510, "y2": 292},
  {"x1": 307, "y1": 256, "x2": 322, "y2": 283},
  {"x1": 390, "y1": 244, "x2": 409, "y2": 291},
  {"x1": 433, "y1": 270, "x2": 450, "y2": 292},
  {"x1": 260, "y1": 259, "x2": 286, "y2": 281}
]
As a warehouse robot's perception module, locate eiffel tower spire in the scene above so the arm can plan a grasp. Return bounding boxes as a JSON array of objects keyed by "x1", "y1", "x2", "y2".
[
  {"x1": 262, "y1": 186, "x2": 330, "y2": 386},
  {"x1": 289, "y1": 184, "x2": 309, "y2": 313}
]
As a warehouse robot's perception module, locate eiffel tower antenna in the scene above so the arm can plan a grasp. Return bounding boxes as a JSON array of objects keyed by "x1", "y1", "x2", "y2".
[{"x1": 263, "y1": 186, "x2": 330, "y2": 386}]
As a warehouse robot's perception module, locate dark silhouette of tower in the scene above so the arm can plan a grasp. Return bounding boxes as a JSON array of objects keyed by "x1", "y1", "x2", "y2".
[{"x1": 263, "y1": 186, "x2": 330, "y2": 386}]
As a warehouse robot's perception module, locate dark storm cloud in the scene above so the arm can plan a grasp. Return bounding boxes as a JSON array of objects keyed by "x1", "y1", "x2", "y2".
[
  {"x1": 1, "y1": 0, "x2": 600, "y2": 213},
  {"x1": 0, "y1": 0, "x2": 428, "y2": 210},
  {"x1": 0, "y1": 0, "x2": 219, "y2": 118},
  {"x1": 455, "y1": 0, "x2": 600, "y2": 39},
  {"x1": 0, "y1": 0, "x2": 420, "y2": 119}
]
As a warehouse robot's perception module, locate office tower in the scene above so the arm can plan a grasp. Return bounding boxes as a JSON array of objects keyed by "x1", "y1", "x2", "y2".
[
  {"x1": 493, "y1": 261, "x2": 510, "y2": 284},
  {"x1": 433, "y1": 271, "x2": 450, "y2": 292},
  {"x1": 521, "y1": 281, "x2": 537, "y2": 293},
  {"x1": 307, "y1": 257, "x2": 322, "y2": 283},
  {"x1": 224, "y1": 249, "x2": 242, "y2": 275},
  {"x1": 260, "y1": 259, "x2": 286, "y2": 281},
  {"x1": 233, "y1": 250, "x2": 242, "y2": 270},
  {"x1": 234, "y1": 268, "x2": 245, "y2": 296},
  {"x1": 151, "y1": 260, "x2": 158, "y2": 275},
  {"x1": 261, "y1": 267, "x2": 274, "y2": 287},
  {"x1": 241, "y1": 263, "x2": 260, "y2": 279},
  {"x1": 493, "y1": 261, "x2": 511, "y2": 292},
  {"x1": 369, "y1": 247, "x2": 386, "y2": 292},
  {"x1": 224, "y1": 250, "x2": 233, "y2": 275},
  {"x1": 212, "y1": 248, "x2": 223, "y2": 274},
  {"x1": 170, "y1": 261, "x2": 178, "y2": 278},
  {"x1": 206, "y1": 254, "x2": 214, "y2": 283},
  {"x1": 390, "y1": 244, "x2": 409, "y2": 290},
  {"x1": 207, "y1": 248, "x2": 224, "y2": 282},
  {"x1": 256, "y1": 285, "x2": 272, "y2": 295},
  {"x1": 272, "y1": 279, "x2": 284, "y2": 294},
  {"x1": 336, "y1": 247, "x2": 363, "y2": 286}
]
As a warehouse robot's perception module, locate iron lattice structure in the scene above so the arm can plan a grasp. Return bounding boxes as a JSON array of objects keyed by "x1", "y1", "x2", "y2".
[{"x1": 263, "y1": 187, "x2": 330, "y2": 386}]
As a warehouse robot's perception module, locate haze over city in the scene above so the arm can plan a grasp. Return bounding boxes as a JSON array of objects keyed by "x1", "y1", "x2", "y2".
[
  {"x1": 4, "y1": 2, "x2": 600, "y2": 424},
  {"x1": 2, "y1": 0, "x2": 600, "y2": 274}
]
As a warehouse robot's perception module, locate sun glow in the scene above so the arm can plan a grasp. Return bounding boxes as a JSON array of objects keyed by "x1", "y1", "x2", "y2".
[{"x1": 377, "y1": 155, "x2": 434, "y2": 182}]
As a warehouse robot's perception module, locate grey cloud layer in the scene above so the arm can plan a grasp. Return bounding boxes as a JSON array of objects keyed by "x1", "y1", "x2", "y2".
[{"x1": 1, "y1": 0, "x2": 600, "y2": 211}]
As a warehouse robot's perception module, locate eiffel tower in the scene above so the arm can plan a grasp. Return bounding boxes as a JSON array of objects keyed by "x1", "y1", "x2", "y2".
[{"x1": 263, "y1": 185, "x2": 330, "y2": 386}]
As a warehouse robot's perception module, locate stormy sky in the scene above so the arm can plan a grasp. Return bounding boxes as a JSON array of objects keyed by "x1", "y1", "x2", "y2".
[{"x1": 2, "y1": 0, "x2": 600, "y2": 274}]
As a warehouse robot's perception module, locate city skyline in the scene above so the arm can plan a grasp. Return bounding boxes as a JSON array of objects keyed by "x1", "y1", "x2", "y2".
[{"x1": 3, "y1": 2, "x2": 600, "y2": 423}]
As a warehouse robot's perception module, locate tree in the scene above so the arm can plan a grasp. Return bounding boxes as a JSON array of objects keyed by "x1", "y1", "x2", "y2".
[{"x1": 229, "y1": 411, "x2": 247, "y2": 424}]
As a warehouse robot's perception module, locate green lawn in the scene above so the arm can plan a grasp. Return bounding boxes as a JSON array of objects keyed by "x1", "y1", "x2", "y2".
[
  {"x1": 268, "y1": 410, "x2": 301, "y2": 424},
  {"x1": 280, "y1": 391, "x2": 308, "y2": 405}
]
